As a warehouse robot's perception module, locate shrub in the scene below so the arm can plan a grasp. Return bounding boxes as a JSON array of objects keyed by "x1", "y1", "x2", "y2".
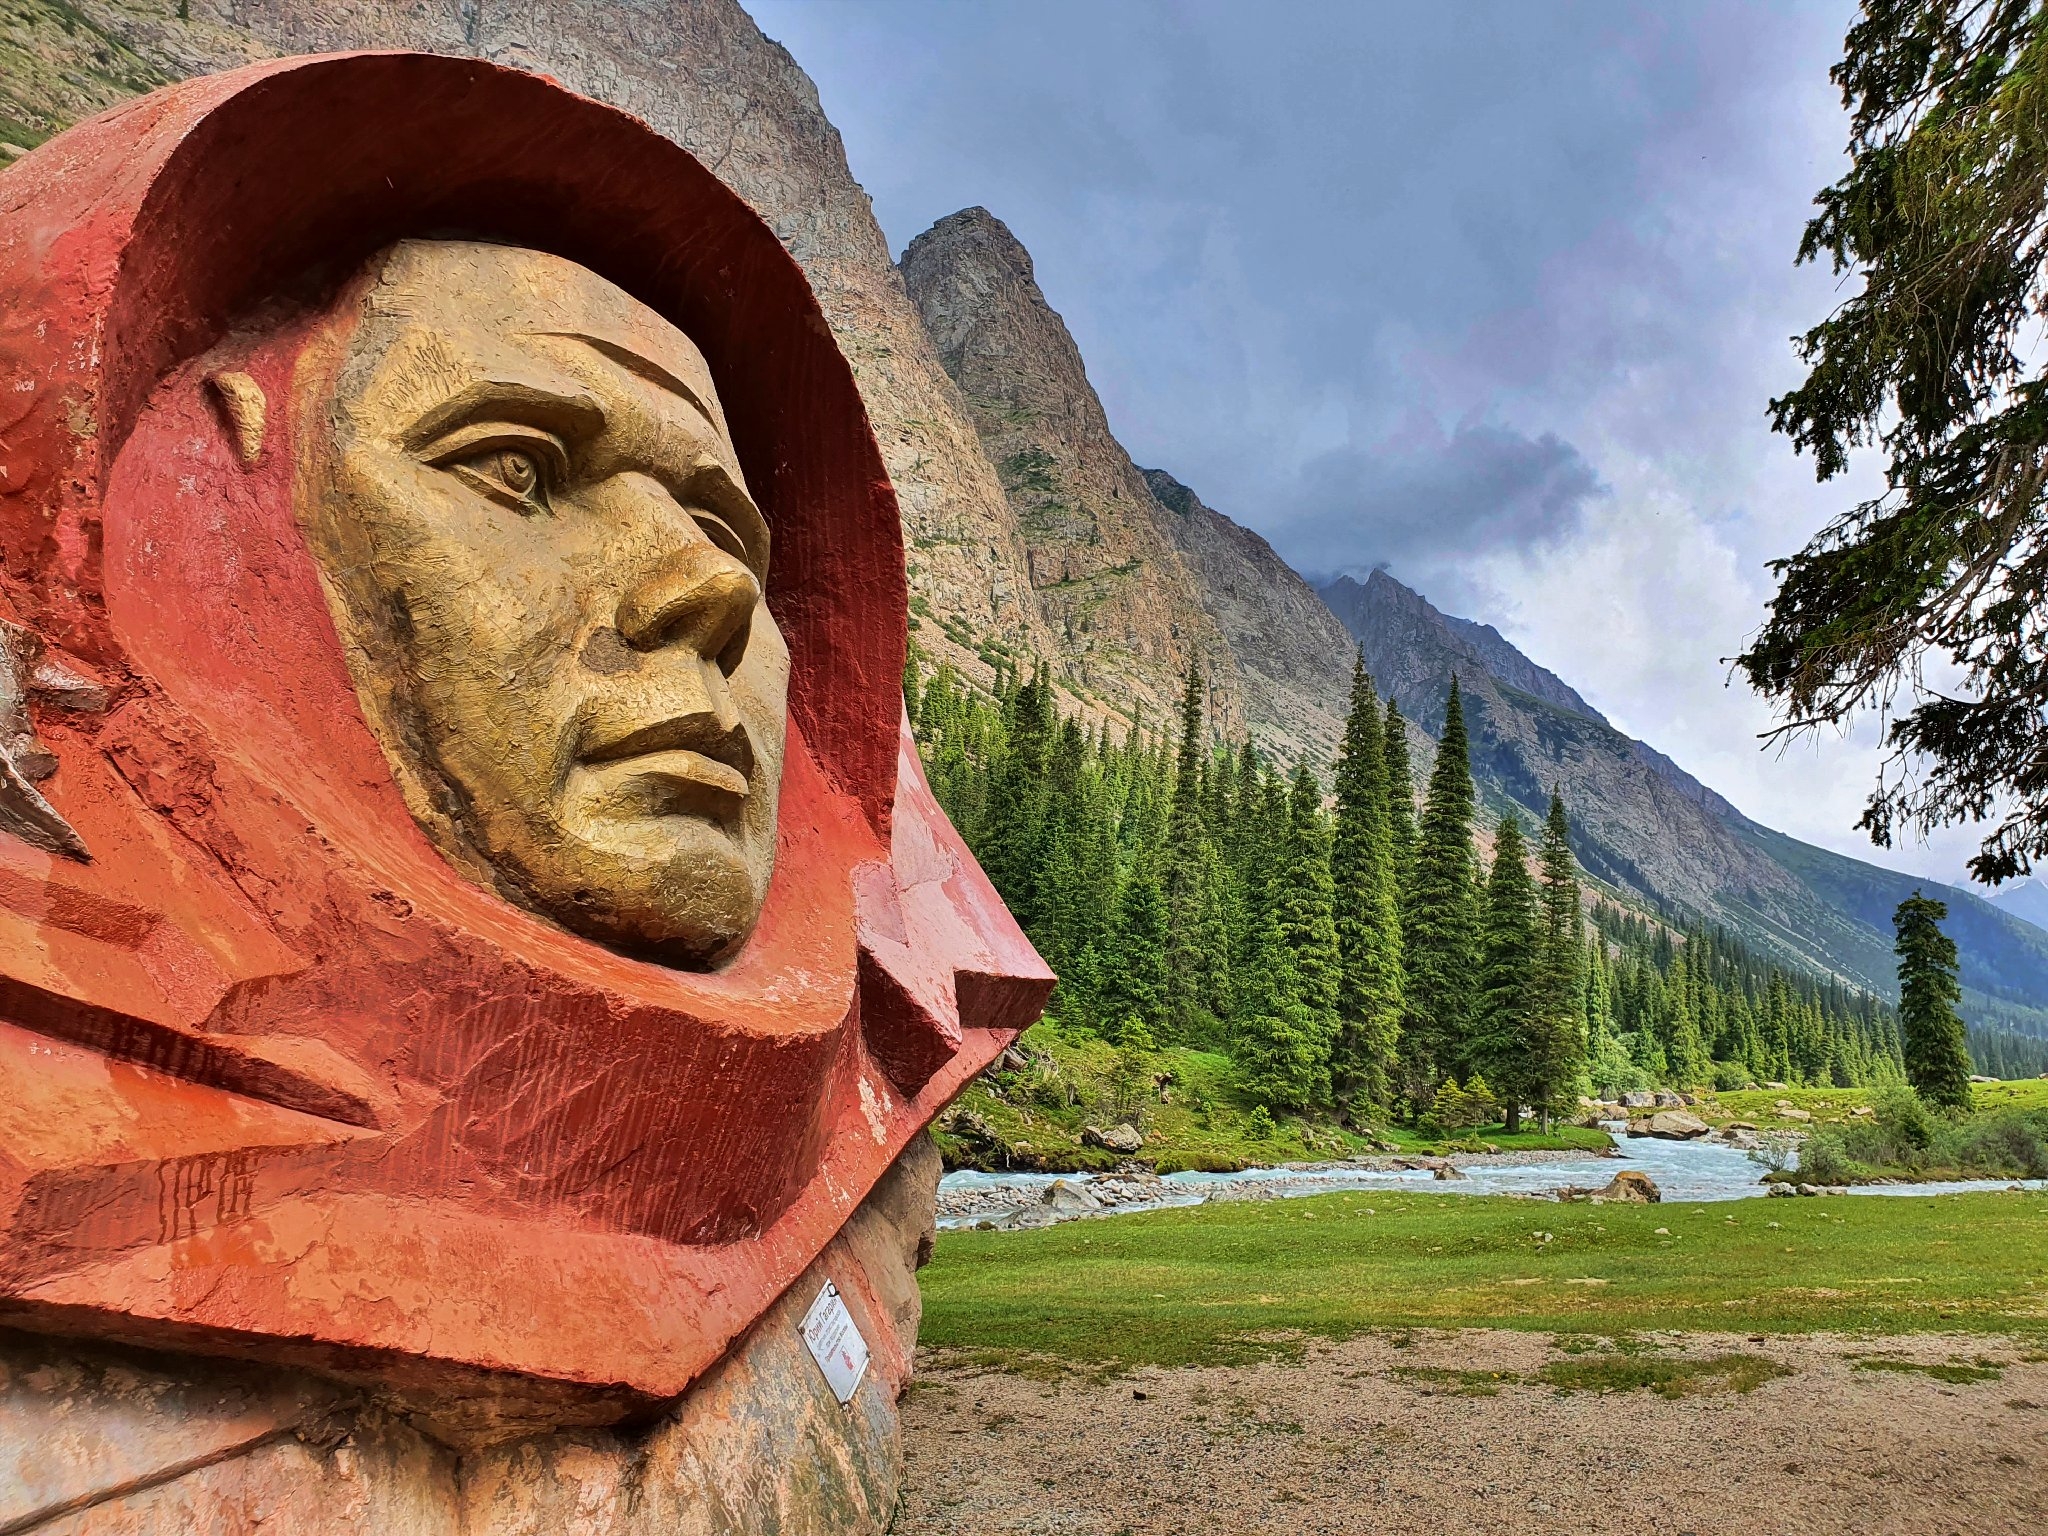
[
  {"x1": 1423, "y1": 1077, "x2": 1498, "y2": 1135},
  {"x1": 1711, "y1": 1060, "x2": 1757, "y2": 1092},
  {"x1": 1590, "y1": 1034, "x2": 1654, "y2": 1097},
  {"x1": 1247, "y1": 1105, "x2": 1276, "y2": 1140},
  {"x1": 1107, "y1": 1019, "x2": 1156, "y2": 1119},
  {"x1": 1747, "y1": 1132, "x2": 1799, "y2": 1176},
  {"x1": 1795, "y1": 1130, "x2": 1856, "y2": 1185},
  {"x1": 1872, "y1": 1084, "x2": 1937, "y2": 1151},
  {"x1": 1949, "y1": 1109, "x2": 2048, "y2": 1179}
]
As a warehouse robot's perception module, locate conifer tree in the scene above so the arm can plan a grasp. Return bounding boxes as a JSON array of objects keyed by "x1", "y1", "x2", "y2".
[
  {"x1": 1235, "y1": 908, "x2": 1325, "y2": 1111},
  {"x1": 976, "y1": 671, "x2": 1053, "y2": 927},
  {"x1": 1399, "y1": 677, "x2": 1480, "y2": 1109},
  {"x1": 1280, "y1": 763, "x2": 1341, "y2": 1033},
  {"x1": 1471, "y1": 814, "x2": 1540, "y2": 1130},
  {"x1": 1382, "y1": 698, "x2": 1418, "y2": 887},
  {"x1": 1163, "y1": 665, "x2": 1223, "y2": 1041},
  {"x1": 1529, "y1": 791, "x2": 1588, "y2": 1124},
  {"x1": 1329, "y1": 655, "x2": 1404, "y2": 1117},
  {"x1": 1235, "y1": 765, "x2": 1340, "y2": 1110},
  {"x1": 1099, "y1": 857, "x2": 1169, "y2": 1042},
  {"x1": 1893, "y1": 892, "x2": 1973, "y2": 1110}
]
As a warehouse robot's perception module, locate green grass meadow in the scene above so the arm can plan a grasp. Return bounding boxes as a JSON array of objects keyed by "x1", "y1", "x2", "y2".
[{"x1": 920, "y1": 1189, "x2": 2048, "y2": 1371}]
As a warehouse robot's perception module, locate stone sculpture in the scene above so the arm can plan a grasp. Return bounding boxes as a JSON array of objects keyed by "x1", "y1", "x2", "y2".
[{"x1": 0, "y1": 52, "x2": 1050, "y2": 1532}]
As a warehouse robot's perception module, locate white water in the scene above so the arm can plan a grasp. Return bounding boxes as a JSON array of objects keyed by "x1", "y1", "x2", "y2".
[{"x1": 937, "y1": 1135, "x2": 2048, "y2": 1229}]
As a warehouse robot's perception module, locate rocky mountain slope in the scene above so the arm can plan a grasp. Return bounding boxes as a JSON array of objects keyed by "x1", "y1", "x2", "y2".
[
  {"x1": 900, "y1": 209, "x2": 1241, "y2": 735},
  {"x1": 1321, "y1": 571, "x2": 2048, "y2": 1031},
  {"x1": 900, "y1": 207, "x2": 1361, "y2": 757},
  {"x1": 1983, "y1": 878, "x2": 2048, "y2": 935},
  {"x1": 1140, "y1": 468, "x2": 1355, "y2": 765}
]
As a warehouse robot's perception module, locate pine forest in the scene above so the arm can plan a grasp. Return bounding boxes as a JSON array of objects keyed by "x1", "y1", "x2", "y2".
[{"x1": 909, "y1": 648, "x2": 1913, "y2": 1126}]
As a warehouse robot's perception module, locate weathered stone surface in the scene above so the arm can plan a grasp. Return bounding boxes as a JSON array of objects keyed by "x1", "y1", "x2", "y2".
[
  {"x1": 1, "y1": 1137, "x2": 941, "y2": 1535},
  {"x1": 1041, "y1": 1179, "x2": 1104, "y2": 1217},
  {"x1": 1081, "y1": 1123, "x2": 1144, "y2": 1155},
  {"x1": 901, "y1": 208, "x2": 1249, "y2": 737},
  {"x1": 1643, "y1": 1110, "x2": 1712, "y2": 1140},
  {"x1": 0, "y1": 1331, "x2": 344, "y2": 1532},
  {"x1": 1592, "y1": 1170, "x2": 1662, "y2": 1203},
  {"x1": 1142, "y1": 469, "x2": 1351, "y2": 765}
]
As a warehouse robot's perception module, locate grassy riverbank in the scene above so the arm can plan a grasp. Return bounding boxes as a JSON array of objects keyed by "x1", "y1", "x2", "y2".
[
  {"x1": 919, "y1": 1188, "x2": 2048, "y2": 1371},
  {"x1": 1700, "y1": 1077, "x2": 2048, "y2": 1129},
  {"x1": 933, "y1": 1022, "x2": 1609, "y2": 1173}
]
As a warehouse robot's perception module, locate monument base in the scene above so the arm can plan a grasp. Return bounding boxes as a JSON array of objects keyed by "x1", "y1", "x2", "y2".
[{"x1": 1, "y1": 1138, "x2": 940, "y2": 1535}]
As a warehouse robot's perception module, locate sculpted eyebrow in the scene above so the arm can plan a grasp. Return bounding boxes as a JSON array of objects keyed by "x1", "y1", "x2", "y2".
[
  {"x1": 540, "y1": 331, "x2": 720, "y2": 432},
  {"x1": 399, "y1": 379, "x2": 607, "y2": 450}
]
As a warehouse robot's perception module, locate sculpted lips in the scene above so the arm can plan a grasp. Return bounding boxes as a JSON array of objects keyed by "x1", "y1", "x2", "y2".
[{"x1": 580, "y1": 713, "x2": 755, "y2": 801}]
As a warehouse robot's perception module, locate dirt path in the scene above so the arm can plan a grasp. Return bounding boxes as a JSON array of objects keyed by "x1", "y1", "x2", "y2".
[{"x1": 895, "y1": 1331, "x2": 2048, "y2": 1534}]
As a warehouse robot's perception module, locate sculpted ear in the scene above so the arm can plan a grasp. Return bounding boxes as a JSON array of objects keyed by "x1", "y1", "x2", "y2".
[{"x1": 208, "y1": 370, "x2": 268, "y2": 466}]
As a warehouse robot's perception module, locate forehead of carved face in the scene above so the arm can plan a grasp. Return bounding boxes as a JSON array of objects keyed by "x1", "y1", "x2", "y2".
[{"x1": 301, "y1": 239, "x2": 790, "y2": 968}]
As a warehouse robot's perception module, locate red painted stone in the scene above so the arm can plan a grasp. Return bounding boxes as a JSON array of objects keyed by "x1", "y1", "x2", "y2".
[{"x1": 0, "y1": 52, "x2": 1050, "y2": 1410}]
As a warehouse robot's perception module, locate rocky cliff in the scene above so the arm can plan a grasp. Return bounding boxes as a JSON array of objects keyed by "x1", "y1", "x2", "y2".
[
  {"x1": 1141, "y1": 469, "x2": 1352, "y2": 764},
  {"x1": 899, "y1": 209, "x2": 1250, "y2": 739}
]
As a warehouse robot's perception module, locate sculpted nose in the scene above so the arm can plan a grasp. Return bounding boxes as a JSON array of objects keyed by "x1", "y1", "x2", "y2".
[{"x1": 616, "y1": 550, "x2": 759, "y2": 675}]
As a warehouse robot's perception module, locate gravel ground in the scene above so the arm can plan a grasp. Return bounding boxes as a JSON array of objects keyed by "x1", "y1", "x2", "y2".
[{"x1": 894, "y1": 1331, "x2": 2048, "y2": 1534}]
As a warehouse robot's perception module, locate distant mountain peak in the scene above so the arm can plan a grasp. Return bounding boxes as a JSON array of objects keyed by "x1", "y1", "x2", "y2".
[{"x1": 1980, "y1": 876, "x2": 2048, "y2": 936}]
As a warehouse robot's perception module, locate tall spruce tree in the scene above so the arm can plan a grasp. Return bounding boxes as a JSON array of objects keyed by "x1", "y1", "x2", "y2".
[
  {"x1": 1236, "y1": 908, "x2": 1324, "y2": 1110},
  {"x1": 1382, "y1": 698, "x2": 1418, "y2": 888},
  {"x1": 1162, "y1": 665, "x2": 1220, "y2": 1041},
  {"x1": 1530, "y1": 791, "x2": 1588, "y2": 1124},
  {"x1": 1399, "y1": 677, "x2": 1480, "y2": 1109},
  {"x1": 1329, "y1": 655, "x2": 1404, "y2": 1117},
  {"x1": 1893, "y1": 892, "x2": 1973, "y2": 1110},
  {"x1": 1280, "y1": 763, "x2": 1341, "y2": 1031},
  {"x1": 1099, "y1": 856, "x2": 1169, "y2": 1042},
  {"x1": 1235, "y1": 765, "x2": 1341, "y2": 1110},
  {"x1": 1472, "y1": 813, "x2": 1540, "y2": 1130},
  {"x1": 976, "y1": 670, "x2": 1053, "y2": 927}
]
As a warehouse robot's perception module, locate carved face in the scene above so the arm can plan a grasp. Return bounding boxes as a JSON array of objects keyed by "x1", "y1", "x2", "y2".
[{"x1": 300, "y1": 240, "x2": 789, "y2": 966}]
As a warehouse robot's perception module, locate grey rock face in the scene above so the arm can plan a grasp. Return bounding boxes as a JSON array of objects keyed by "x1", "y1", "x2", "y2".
[
  {"x1": 901, "y1": 207, "x2": 1248, "y2": 738},
  {"x1": 1142, "y1": 468, "x2": 1352, "y2": 765}
]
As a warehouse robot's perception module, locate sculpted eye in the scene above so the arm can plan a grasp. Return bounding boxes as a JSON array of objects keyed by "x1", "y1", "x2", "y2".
[
  {"x1": 426, "y1": 429, "x2": 570, "y2": 516},
  {"x1": 454, "y1": 446, "x2": 551, "y2": 513}
]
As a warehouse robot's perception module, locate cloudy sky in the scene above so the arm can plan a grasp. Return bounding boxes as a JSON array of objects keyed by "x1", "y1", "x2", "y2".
[{"x1": 746, "y1": 0, "x2": 1990, "y2": 889}]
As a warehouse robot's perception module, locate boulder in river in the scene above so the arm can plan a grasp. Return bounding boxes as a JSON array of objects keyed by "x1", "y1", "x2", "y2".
[
  {"x1": 1592, "y1": 1170, "x2": 1661, "y2": 1203},
  {"x1": 1042, "y1": 1179, "x2": 1103, "y2": 1216},
  {"x1": 1082, "y1": 1123, "x2": 1144, "y2": 1154},
  {"x1": 1432, "y1": 1160, "x2": 1468, "y2": 1180},
  {"x1": 1643, "y1": 1110, "x2": 1711, "y2": 1140}
]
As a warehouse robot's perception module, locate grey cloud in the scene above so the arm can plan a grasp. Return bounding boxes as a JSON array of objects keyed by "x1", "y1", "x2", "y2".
[{"x1": 1279, "y1": 422, "x2": 1607, "y2": 589}]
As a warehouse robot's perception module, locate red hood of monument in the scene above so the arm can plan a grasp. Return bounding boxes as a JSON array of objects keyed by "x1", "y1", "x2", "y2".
[{"x1": 0, "y1": 53, "x2": 1049, "y2": 1402}]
